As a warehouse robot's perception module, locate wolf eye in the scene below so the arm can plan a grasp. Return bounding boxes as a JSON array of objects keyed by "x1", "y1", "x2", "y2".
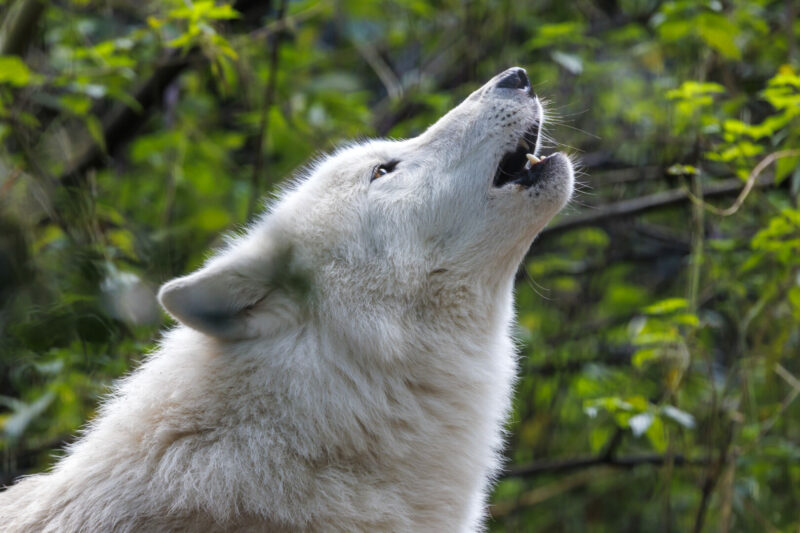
[
  {"x1": 372, "y1": 167, "x2": 389, "y2": 180},
  {"x1": 371, "y1": 160, "x2": 399, "y2": 182}
]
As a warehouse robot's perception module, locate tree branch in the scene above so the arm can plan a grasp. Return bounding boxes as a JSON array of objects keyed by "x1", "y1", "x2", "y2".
[
  {"x1": 0, "y1": 0, "x2": 45, "y2": 56},
  {"x1": 502, "y1": 453, "x2": 709, "y2": 479},
  {"x1": 60, "y1": 52, "x2": 196, "y2": 187},
  {"x1": 58, "y1": 0, "x2": 270, "y2": 188},
  {"x1": 247, "y1": 0, "x2": 288, "y2": 218},
  {"x1": 539, "y1": 173, "x2": 776, "y2": 238}
]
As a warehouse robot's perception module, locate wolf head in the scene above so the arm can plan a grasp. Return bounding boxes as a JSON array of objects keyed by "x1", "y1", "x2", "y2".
[{"x1": 158, "y1": 67, "x2": 573, "y2": 342}]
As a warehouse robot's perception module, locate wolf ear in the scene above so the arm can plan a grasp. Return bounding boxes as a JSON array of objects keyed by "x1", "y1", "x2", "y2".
[{"x1": 158, "y1": 240, "x2": 300, "y2": 340}]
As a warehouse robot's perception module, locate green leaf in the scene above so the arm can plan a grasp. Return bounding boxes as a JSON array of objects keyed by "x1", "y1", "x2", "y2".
[
  {"x1": 59, "y1": 94, "x2": 92, "y2": 116},
  {"x1": 206, "y1": 4, "x2": 240, "y2": 19},
  {"x1": 667, "y1": 164, "x2": 699, "y2": 176},
  {"x1": 672, "y1": 313, "x2": 700, "y2": 327},
  {"x1": 644, "y1": 298, "x2": 688, "y2": 315},
  {"x1": 787, "y1": 286, "x2": 800, "y2": 318},
  {"x1": 85, "y1": 115, "x2": 107, "y2": 152},
  {"x1": 697, "y1": 14, "x2": 741, "y2": 60},
  {"x1": 775, "y1": 154, "x2": 799, "y2": 184},
  {"x1": 632, "y1": 348, "x2": 661, "y2": 368},
  {"x1": 628, "y1": 411, "x2": 654, "y2": 437},
  {"x1": 0, "y1": 392, "x2": 55, "y2": 440},
  {"x1": 526, "y1": 21, "x2": 587, "y2": 49},
  {"x1": 192, "y1": 207, "x2": 231, "y2": 232},
  {"x1": 0, "y1": 55, "x2": 33, "y2": 86},
  {"x1": 666, "y1": 81, "x2": 725, "y2": 101},
  {"x1": 551, "y1": 51, "x2": 583, "y2": 75},
  {"x1": 645, "y1": 415, "x2": 667, "y2": 453},
  {"x1": 661, "y1": 405, "x2": 696, "y2": 429},
  {"x1": 589, "y1": 425, "x2": 613, "y2": 454},
  {"x1": 706, "y1": 141, "x2": 764, "y2": 163},
  {"x1": 767, "y1": 71, "x2": 800, "y2": 89}
]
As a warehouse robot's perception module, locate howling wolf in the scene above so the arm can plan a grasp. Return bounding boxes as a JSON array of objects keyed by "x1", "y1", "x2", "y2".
[{"x1": 0, "y1": 67, "x2": 573, "y2": 532}]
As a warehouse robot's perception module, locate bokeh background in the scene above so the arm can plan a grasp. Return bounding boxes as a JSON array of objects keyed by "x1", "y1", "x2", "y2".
[{"x1": 1, "y1": 1, "x2": 799, "y2": 531}]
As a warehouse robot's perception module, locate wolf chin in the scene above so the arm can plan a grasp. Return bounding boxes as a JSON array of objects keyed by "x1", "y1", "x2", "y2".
[{"x1": 0, "y1": 68, "x2": 573, "y2": 532}]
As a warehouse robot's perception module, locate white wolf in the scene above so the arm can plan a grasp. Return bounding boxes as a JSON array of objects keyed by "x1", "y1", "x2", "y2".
[{"x1": 0, "y1": 67, "x2": 573, "y2": 532}]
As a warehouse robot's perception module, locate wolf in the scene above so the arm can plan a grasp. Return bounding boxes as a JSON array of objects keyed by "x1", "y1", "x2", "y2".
[{"x1": 0, "y1": 67, "x2": 573, "y2": 532}]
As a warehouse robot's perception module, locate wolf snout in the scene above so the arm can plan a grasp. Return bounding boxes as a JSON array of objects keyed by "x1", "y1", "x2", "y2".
[{"x1": 495, "y1": 67, "x2": 533, "y2": 97}]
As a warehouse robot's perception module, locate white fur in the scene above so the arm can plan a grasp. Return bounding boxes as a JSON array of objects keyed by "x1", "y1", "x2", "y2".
[{"x1": 0, "y1": 68, "x2": 573, "y2": 532}]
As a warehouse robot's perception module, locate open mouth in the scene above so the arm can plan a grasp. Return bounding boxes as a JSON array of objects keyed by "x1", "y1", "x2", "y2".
[{"x1": 492, "y1": 122, "x2": 552, "y2": 188}]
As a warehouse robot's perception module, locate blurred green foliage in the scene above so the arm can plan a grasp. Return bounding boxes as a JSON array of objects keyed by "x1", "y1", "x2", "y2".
[{"x1": 1, "y1": 0, "x2": 799, "y2": 531}]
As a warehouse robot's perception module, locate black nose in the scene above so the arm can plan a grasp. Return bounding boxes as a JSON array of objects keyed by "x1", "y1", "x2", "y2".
[{"x1": 496, "y1": 68, "x2": 531, "y2": 94}]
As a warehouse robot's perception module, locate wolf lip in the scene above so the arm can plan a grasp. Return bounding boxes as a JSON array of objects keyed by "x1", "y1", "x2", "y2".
[{"x1": 492, "y1": 122, "x2": 544, "y2": 188}]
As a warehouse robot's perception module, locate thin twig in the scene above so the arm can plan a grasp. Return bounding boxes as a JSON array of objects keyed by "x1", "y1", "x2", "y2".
[
  {"x1": 353, "y1": 40, "x2": 403, "y2": 100},
  {"x1": 756, "y1": 363, "x2": 800, "y2": 438},
  {"x1": 0, "y1": 167, "x2": 22, "y2": 198},
  {"x1": 719, "y1": 456, "x2": 735, "y2": 533},
  {"x1": 741, "y1": 496, "x2": 781, "y2": 533},
  {"x1": 244, "y1": 3, "x2": 325, "y2": 41},
  {"x1": 691, "y1": 204, "x2": 721, "y2": 533},
  {"x1": 491, "y1": 467, "x2": 618, "y2": 518},
  {"x1": 685, "y1": 150, "x2": 800, "y2": 216},
  {"x1": 693, "y1": 428, "x2": 734, "y2": 533}
]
